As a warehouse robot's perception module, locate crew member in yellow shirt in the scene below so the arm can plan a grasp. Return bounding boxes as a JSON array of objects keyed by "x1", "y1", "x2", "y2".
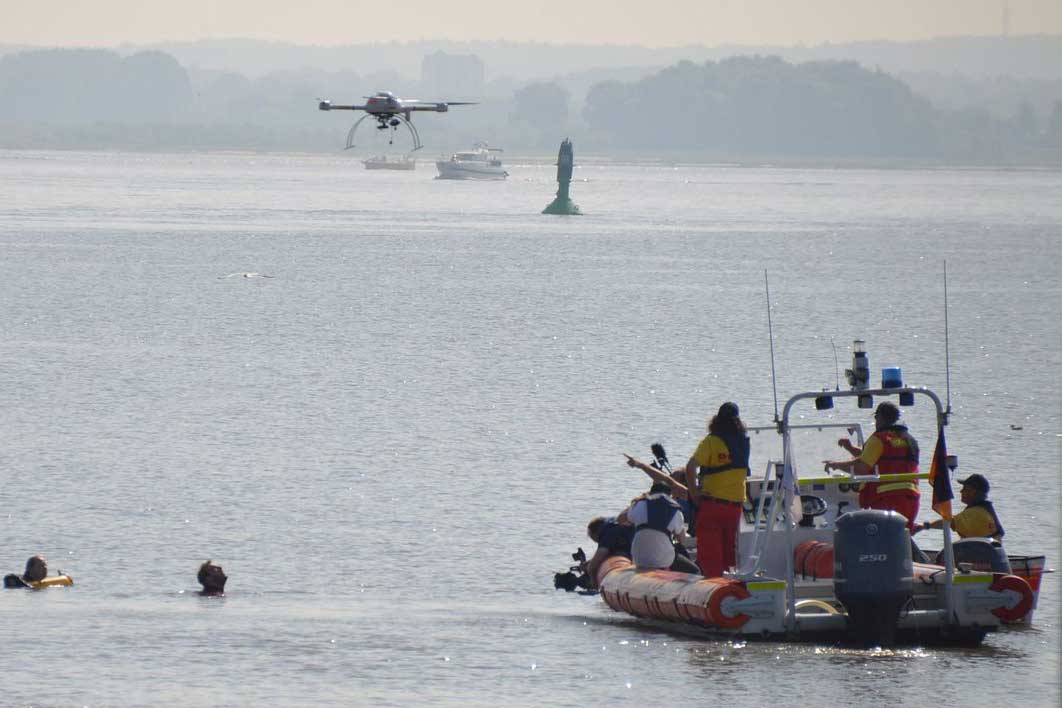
[
  {"x1": 914, "y1": 473, "x2": 1004, "y2": 540},
  {"x1": 683, "y1": 402, "x2": 749, "y2": 577}
]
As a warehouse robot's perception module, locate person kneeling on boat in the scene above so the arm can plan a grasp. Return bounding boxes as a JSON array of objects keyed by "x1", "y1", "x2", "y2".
[
  {"x1": 913, "y1": 473, "x2": 1005, "y2": 540},
  {"x1": 683, "y1": 402, "x2": 750, "y2": 578},
  {"x1": 617, "y1": 482, "x2": 700, "y2": 575},
  {"x1": 584, "y1": 516, "x2": 636, "y2": 588},
  {"x1": 4, "y1": 554, "x2": 49, "y2": 589},
  {"x1": 825, "y1": 402, "x2": 920, "y2": 532},
  {"x1": 198, "y1": 560, "x2": 228, "y2": 596}
]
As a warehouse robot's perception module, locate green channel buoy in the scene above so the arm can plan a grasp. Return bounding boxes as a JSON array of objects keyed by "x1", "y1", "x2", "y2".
[{"x1": 542, "y1": 138, "x2": 581, "y2": 215}]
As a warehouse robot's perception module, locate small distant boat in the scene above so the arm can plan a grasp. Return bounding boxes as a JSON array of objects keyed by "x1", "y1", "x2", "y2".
[
  {"x1": 435, "y1": 142, "x2": 507, "y2": 180},
  {"x1": 363, "y1": 154, "x2": 416, "y2": 171}
]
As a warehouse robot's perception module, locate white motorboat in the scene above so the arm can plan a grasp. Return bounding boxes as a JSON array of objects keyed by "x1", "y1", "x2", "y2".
[
  {"x1": 435, "y1": 143, "x2": 507, "y2": 180},
  {"x1": 363, "y1": 154, "x2": 415, "y2": 171},
  {"x1": 566, "y1": 341, "x2": 1050, "y2": 646}
]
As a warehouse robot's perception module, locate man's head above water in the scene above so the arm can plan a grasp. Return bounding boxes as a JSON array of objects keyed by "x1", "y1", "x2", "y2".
[{"x1": 197, "y1": 560, "x2": 227, "y2": 595}]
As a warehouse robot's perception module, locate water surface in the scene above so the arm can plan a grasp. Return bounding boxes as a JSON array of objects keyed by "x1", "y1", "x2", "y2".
[{"x1": 1, "y1": 151, "x2": 1059, "y2": 705}]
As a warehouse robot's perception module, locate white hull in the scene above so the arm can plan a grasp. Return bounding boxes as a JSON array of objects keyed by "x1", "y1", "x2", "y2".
[
  {"x1": 435, "y1": 161, "x2": 507, "y2": 180},
  {"x1": 579, "y1": 377, "x2": 1050, "y2": 645},
  {"x1": 363, "y1": 157, "x2": 415, "y2": 171},
  {"x1": 435, "y1": 143, "x2": 508, "y2": 180}
]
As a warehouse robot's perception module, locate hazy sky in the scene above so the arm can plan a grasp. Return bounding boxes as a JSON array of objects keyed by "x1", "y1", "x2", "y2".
[{"x1": 2, "y1": 0, "x2": 1060, "y2": 47}]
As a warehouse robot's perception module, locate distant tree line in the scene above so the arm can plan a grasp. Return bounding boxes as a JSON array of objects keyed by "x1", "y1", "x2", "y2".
[
  {"x1": 2, "y1": 48, "x2": 1060, "y2": 163},
  {"x1": 584, "y1": 57, "x2": 937, "y2": 156},
  {"x1": 582, "y1": 56, "x2": 1062, "y2": 161}
]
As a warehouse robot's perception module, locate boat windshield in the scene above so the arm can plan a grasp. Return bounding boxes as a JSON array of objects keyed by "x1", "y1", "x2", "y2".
[{"x1": 746, "y1": 422, "x2": 865, "y2": 481}]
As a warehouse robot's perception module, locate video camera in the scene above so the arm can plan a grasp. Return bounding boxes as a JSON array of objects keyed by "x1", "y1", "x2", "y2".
[{"x1": 553, "y1": 547, "x2": 593, "y2": 592}]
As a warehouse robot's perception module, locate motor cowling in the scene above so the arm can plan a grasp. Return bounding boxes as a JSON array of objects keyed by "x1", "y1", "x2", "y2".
[
  {"x1": 941, "y1": 538, "x2": 1012, "y2": 574},
  {"x1": 834, "y1": 510, "x2": 913, "y2": 645}
]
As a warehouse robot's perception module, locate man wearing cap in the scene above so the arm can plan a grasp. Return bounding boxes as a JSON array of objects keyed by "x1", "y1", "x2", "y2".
[
  {"x1": 825, "y1": 401, "x2": 921, "y2": 531},
  {"x1": 683, "y1": 402, "x2": 750, "y2": 577},
  {"x1": 915, "y1": 474, "x2": 1005, "y2": 540}
]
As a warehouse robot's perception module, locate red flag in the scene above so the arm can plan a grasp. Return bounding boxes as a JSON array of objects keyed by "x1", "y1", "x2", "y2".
[{"x1": 928, "y1": 423, "x2": 953, "y2": 520}]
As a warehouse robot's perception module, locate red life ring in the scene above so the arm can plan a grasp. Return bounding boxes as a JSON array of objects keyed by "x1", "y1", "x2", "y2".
[
  {"x1": 705, "y1": 580, "x2": 751, "y2": 629},
  {"x1": 989, "y1": 574, "x2": 1034, "y2": 623}
]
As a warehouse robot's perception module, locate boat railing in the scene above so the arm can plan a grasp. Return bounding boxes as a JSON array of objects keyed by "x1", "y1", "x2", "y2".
[{"x1": 768, "y1": 386, "x2": 955, "y2": 630}]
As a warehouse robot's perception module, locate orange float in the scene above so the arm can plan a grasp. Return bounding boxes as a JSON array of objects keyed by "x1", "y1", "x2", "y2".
[
  {"x1": 794, "y1": 540, "x2": 834, "y2": 579},
  {"x1": 595, "y1": 557, "x2": 752, "y2": 630}
]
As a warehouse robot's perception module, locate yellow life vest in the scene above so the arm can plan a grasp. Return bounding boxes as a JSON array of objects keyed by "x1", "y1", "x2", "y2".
[
  {"x1": 28, "y1": 575, "x2": 74, "y2": 589},
  {"x1": 696, "y1": 433, "x2": 749, "y2": 502}
]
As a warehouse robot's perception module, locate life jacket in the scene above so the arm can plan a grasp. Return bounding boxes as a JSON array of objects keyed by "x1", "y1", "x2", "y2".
[
  {"x1": 697, "y1": 431, "x2": 750, "y2": 501},
  {"x1": 3, "y1": 574, "x2": 29, "y2": 589},
  {"x1": 2, "y1": 574, "x2": 72, "y2": 589},
  {"x1": 968, "y1": 498, "x2": 1006, "y2": 538},
  {"x1": 598, "y1": 521, "x2": 635, "y2": 556},
  {"x1": 634, "y1": 494, "x2": 683, "y2": 537},
  {"x1": 869, "y1": 425, "x2": 920, "y2": 496}
]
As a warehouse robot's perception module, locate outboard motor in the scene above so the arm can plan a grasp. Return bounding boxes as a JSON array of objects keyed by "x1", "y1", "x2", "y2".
[
  {"x1": 940, "y1": 539, "x2": 1012, "y2": 574},
  {"x1": 834, "y1": 510, "x2": 913, "y2": 645}
]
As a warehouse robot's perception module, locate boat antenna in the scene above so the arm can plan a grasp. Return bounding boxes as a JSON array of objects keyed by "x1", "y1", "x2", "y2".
[
  {"x1": 943, "y1": 260, "x2": 952, "y2": 417},
  {"x1": 831, "y1": 337, "x2": 840, "y2": 390},
  {"x1": 765, "y1": 270, "x2": 780, "y2": 423}
]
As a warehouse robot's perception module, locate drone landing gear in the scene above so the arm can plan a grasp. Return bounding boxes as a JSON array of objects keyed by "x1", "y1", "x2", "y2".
[{"x1": 345, "y1": 114, "x2": 423, "y2": 151}]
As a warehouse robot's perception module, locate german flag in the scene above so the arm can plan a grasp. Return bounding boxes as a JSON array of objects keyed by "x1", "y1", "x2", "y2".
[{"x1": 928, "y1": 423, "x2": 954, "y2": 520}]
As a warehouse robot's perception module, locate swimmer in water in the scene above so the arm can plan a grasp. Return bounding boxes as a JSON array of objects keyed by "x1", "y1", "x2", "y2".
[
  {"x1": 4, "y1": 554, "x2": 48, "y2": 588},
  {"x1": 197, "y1": 560, "x2": 228, "y2": 596}
]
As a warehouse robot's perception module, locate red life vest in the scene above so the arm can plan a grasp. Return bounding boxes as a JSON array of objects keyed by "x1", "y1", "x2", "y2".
[{"x1": 860, "y1": 426, "x2": 920, "y2": 503}]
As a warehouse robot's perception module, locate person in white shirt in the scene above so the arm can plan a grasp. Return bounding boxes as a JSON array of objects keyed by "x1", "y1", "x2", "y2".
[{"x1": 619, "y1": 482, "x2": 699, "y2": 574}]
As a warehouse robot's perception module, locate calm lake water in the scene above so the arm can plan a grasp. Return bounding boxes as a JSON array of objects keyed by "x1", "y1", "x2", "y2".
[{"x1": 1, "y1": 150, "x2": 1059, "y2": 706}]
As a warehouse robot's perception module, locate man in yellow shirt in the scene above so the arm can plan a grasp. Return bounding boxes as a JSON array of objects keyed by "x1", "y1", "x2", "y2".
[{"x1": 914, "y1": 474, "x2": 1004, "y2": 540}]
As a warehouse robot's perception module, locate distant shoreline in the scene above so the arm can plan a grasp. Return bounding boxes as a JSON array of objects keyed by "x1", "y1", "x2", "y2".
[{"x1": 3, "y1": 145, "x2": 1060, "y2": 170}]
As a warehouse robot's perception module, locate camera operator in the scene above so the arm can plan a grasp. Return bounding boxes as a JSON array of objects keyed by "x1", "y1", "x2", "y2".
[{"x1": 583, "y1": 516, "x2": 635, "y2": 589}]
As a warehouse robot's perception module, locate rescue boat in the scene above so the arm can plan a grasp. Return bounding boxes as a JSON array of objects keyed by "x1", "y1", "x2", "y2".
[{"x1": 586, "y1": 345, "x2": 1050, "y2": 646}]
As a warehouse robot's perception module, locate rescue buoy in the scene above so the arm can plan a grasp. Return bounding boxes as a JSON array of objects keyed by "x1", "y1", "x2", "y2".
[
  {"x1": 28, "y1": 575, "x2": 74, "y2": 589},
  {"x1": 989, "y1": 574, "x2": 1033, "y2": 623},
  {"x1": 704, "y1": 579, "x2": 750, "y2": 629}
]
